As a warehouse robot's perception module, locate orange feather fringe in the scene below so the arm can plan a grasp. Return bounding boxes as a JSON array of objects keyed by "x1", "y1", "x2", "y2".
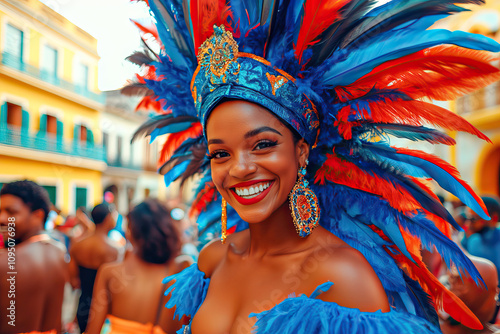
[
  {"x1": 158, "y1": 122, "x2": 203, "y2": 167},
  {"x1": 315, "y1": 149, "x2": 422, "y2": 212},
  {"x1": 350, "y1": 45, "x2": 500, "y2": 101}
]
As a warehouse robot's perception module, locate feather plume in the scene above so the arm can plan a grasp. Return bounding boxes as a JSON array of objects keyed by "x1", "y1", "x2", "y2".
[
  {"x1": 334, "y1": 90, "x2": 490, "y2": 141},
  {"x1": 393, "y1": 252, "x2": 482, "y2": 330},
  {"x1": 131, "y1": 19, "x2": 160, "y2": 40},
  {"x1": 121, "y1": 83, "x2": 155, "y2": 97},
  {"x1": 135, "y1": 96, "x2": 162, "y2": 113},
  {"x1": 126, "y1": 51, "x2": 157, "y2": 66},
  {"x1": 159, "y1": 122, "x2": 203, "y2": 166},
  {"x1": 190, "y1": 0, "x2": 233, "y2": 50},
  {"x1": 131, "y1": 115, "x2": 199, "y2": 142},
  {"x1": 295, "y1": 0, "x2": 350, "y2": 64},
  {"x1": 350, "y1": 46, "x2": 500, "y2": 102}
]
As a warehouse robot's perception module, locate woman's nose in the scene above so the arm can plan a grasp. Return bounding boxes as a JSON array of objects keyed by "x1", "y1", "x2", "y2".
[{"x1": 229, "y1": 152, "x2": 257, "y2": 178}]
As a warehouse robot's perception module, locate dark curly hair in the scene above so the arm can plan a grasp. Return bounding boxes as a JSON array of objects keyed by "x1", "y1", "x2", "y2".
[
  {"x1": 127, "y1": 199, "x2": 181, "y2": 264},
  {"x1": 1, "y1": 180, "x2": 51, "y2": 222}
]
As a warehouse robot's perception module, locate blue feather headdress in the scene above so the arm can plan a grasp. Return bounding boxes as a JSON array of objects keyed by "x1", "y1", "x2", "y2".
[{"x1": 126, "y1": 0, "x2": 500, "y2": 328}]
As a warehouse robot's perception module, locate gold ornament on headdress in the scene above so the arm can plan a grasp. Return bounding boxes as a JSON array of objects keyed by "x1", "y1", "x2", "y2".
[{"x1": 198, "y1": 25, "x2": 240, "y2": 84}]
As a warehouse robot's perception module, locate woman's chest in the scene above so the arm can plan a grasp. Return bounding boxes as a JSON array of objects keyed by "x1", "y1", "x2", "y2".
[{"x1": 190, "y1": 258, "x2": 320, "y2": 334}]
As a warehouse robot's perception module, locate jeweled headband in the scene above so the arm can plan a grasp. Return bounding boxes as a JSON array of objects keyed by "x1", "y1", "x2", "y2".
[{"x1": 191, "y1": 25, "x2": 320, "y2": 146}]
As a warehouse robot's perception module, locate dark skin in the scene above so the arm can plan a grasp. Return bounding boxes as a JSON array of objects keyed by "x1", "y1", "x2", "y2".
[
  {"x1": 440, "y1": 256, "x2": 500, "y2": 334},
  {"x1": 0, "y1": 194, "x2": 68, "y2": 334},
  {"x1": 68, "y1": 213, "x2": 119, "y2": 289},
  {"x1": 192, "y1": 101, "x2": 389, "y2": 333},
  {"x1": 85, "y1": 228, "x2": 191, "y2": 334}
]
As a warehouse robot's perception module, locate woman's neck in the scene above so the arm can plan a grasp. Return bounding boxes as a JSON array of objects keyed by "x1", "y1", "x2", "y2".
[{"x1": 243, "y1": 200, "x2": 312, "y2": 257}]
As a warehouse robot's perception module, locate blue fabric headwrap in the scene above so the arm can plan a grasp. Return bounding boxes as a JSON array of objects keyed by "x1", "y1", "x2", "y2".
[{"x1": 192, "y1": 25, "x2": 319, "y2": 145}]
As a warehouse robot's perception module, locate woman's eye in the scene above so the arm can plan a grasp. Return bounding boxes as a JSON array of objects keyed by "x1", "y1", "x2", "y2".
[
  {"x1": 254, "y1": 140, "x2": 278, "y2": 150},
  {"x1": 208, "y1": 151, "x2": 229, "y2": 160}
]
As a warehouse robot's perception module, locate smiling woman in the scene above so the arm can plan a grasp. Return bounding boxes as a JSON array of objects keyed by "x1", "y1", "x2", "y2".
[{"x1": 126, "y1": 0, "x2": 500, "y2": 333}]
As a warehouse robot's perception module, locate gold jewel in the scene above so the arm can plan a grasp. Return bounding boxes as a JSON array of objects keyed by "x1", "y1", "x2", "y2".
[
  {"x1": 266, "y1": 73, "x2": 289, "y2": 96},
  {"x1": 289, "y1": 165, "x2": 320, "y2": 237},
  {"x1": 221, "y1": 197, "x2": 227, "y2": 244},
  {"x1": 198, "y1": 25, "x2": 240, "y2": 83}
]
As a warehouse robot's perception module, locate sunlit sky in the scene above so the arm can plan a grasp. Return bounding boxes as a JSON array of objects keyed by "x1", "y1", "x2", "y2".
[{"x1": 40, "y1": 0, "x2": 151, "y2": 91}]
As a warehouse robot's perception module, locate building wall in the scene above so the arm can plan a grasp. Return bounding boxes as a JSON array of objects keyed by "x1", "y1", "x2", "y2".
[
  {"x1": 0, "y1": 0, "x2": 105, "y2": 215},
  {"x1": 0, "y1": 155, "x2": 102, "y2": 214},
  {"x1": 431, "y1": 1, "x2": 500, "y2": 198}
]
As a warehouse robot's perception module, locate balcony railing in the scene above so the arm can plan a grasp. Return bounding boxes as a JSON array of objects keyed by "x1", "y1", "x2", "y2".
[
  {"x1": 1, "y1": 52, "x2": 105, "y2": 105},
  {"x1": 0, "y1": 126, "x2": 106, "y2": 162},
  {"x1": 107, "y1": 158, "x2": 143, "y2": 170}
]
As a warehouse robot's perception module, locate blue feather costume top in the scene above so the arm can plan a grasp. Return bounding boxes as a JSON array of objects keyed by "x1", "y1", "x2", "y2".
[{"x1": 126, "y1": 0, "x2": 500, "y2": 332}]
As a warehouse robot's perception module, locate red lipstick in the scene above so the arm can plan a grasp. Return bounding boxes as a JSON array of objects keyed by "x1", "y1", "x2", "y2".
[{"x1": 230, "y1": 180, "x2": 274, "y2": 205}]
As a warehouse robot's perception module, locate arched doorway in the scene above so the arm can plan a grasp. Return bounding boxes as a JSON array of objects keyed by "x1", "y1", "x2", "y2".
[{"x1": 478, "y1": 145, "x2": 500, "y2": 196}]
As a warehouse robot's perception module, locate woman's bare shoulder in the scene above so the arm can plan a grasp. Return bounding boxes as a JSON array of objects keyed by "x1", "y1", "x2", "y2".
[
  {"x1": 197, "y1": 230, "x2": 247, "y2": 277},
  {"x1": 307, "y1": 231, "x2": 390, "y2": 312}
]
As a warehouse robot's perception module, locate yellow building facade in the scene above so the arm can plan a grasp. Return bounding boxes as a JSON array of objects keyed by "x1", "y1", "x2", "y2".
[
  {"x1": 433, "y1": 1, "x2": 500, "y2": 197},
  {"x1": 0, "y1": 0, "x2": 105, "y2": 214}
]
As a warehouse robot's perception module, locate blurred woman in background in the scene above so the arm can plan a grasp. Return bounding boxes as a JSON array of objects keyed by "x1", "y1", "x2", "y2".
[{"x1": 86, "y1": 199, "x2": 191, "y2": 334}]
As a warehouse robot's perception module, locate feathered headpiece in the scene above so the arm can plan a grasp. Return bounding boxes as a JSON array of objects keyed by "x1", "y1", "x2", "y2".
[{"x1": 127, "y1": 0, "x2": 500, "y2": 329}]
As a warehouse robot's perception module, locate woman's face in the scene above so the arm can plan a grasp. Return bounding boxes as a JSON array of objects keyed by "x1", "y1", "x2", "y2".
[{"x1": 206, "y1": 100, "x2": 309, "y2": 224}]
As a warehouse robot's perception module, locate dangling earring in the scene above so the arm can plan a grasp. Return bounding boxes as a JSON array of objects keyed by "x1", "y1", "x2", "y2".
[
  {"x1": 221, "y1": 197, "x2": 227, "y2": 244},
  {"x1": 289, "y1": 162, "x2": 320, "y2": 237}
]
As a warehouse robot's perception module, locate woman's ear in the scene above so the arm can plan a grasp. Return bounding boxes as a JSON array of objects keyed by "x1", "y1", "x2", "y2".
[{"x1": 296, "y1": 138, "x2": 310, "y2": 167}]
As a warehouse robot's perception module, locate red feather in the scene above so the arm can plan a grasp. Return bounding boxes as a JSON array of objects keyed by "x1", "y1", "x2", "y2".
[
  {"x1": 350, "y1": 45, "x2": 500, "y2": 101},
  {"x1": 189, "y1": 181, "x2": 217, "y2": 219},
  {"x1": 295, "y1": 0, "x2": 349, "y2": 64},
  {"x1": 135, "y1": 96, "x2": 162, "y2": 113},
  {"x1": 315, "y1": 149, "x2": 422, "y2": 212},
  {"x1": 190, "y1": 0, "x2": 233, "y2": 50},
  {"x1": 366, "y1": 100, "x2": 490, "y2": 142},
  {"x1": 158, "y1": 122, "x2": 203, "y2": 167},
  {"x1": 369, "y1": 225, "x2": 481, "y2": 329},
  {"x1": 393, "y1": 250, "x2": 482, "y2": 330},
  {"x1": 394, "y1": 147, "x2": 488, "y2": 216},
  {"x1": 130, "y1": 19, "x2": 160, "y2": 42}
]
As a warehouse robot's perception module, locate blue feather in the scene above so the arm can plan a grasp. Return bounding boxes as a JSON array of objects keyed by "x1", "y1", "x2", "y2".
[
  {"x1": 322, "y1": 29, "x2": 500, "y2": 87},
  {"x1": 367, "y1": 143, "x2": 489, "y2": 220},
  {"x1": 163, "y1": 160, "x2": 190, "y2": 186}
]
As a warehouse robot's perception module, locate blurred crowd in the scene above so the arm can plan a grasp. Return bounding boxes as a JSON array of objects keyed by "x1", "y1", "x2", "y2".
[
  {"x1": 1, "y1": 179, "x2": 500, "y2": 333},
  {"x1": 0, "y1": 180, "x2": 195, "y2": 334}
]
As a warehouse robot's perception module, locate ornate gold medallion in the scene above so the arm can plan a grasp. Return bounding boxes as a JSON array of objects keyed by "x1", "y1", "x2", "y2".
[{"x1": 198, "y1": 25, "x2": 240, "y2": 84}]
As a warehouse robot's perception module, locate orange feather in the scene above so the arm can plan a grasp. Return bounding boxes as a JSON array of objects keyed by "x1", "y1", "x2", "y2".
[
  {"x1": 130, "y1": 19, "x2": 160, "y2": 41},
  {"x1": 295, "y1": 0, "x2": 349, "y2": 64},
  {"x1": 135, "y1": 96, "x2": 162, "y2": 113},
  {"x1": 158, "y1": 122, "x2": 203, "y2": 167},
  {"x1": 365, "y1": 100, "x2": 490, "y2": 142},
  {"x1": 350, "y1": 45, "x2": 500, "y2": 101},
  {"x1": 393, "y1": 251, "x2": 482, "y2": 330},
  {"x1": 189, "y1": 181, "x2": 217, "y2": 219},
  {"x1": 315, "y1": 149, "x2": 422, "y2": 212}
]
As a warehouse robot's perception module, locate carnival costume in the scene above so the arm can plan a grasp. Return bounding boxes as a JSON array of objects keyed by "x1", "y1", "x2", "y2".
[{"x1": 126, "y1": 0, "x2": 500, "y2": 332}]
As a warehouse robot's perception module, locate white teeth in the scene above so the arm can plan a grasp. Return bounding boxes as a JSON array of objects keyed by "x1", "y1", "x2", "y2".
[{"x1": 234, "y1": 182, "x2": 271, "y2": 198}]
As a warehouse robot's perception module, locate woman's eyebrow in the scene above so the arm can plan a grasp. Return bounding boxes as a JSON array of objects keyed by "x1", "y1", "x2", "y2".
[
  {"x1": 207, "y1": 138, "x2": 224, "y2": 145},
  {"x1": 244, "y1": 126, "x2": 282, "y2": 139}
]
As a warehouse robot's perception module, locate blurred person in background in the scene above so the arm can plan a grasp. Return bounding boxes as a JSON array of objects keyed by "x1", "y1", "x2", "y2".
[
  {"x1": 70, "y1": 203, "x2": 122, "y2": 333},
  {"x1": 86, "y1": 198, "x2": 191, "y2": 334},
  {"x1": 0, "y1": 180, "x2": 68, "y2": 334},
  {"x1": 461, "y1": 197, "x2": 500, "y2": 285},
  {"x1": 440, "y1": 255, "x2": 500, "y2": 334}
]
